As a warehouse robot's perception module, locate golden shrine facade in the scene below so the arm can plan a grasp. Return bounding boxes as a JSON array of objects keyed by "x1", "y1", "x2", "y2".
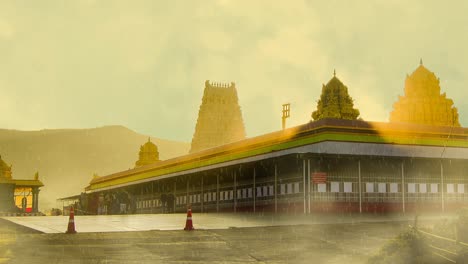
[{"x1": 390, "y1": 61, "x2": 460, "y2": 127}]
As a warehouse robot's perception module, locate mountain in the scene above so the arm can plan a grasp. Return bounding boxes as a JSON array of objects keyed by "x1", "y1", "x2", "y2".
[{"x1": 0, "y1": 126, "x2": 190, "y2": 210}]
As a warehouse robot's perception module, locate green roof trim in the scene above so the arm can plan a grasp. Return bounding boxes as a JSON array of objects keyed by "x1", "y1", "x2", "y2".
[{"x1": 87, "y1": 129, "x2": 468, "y2": 191}]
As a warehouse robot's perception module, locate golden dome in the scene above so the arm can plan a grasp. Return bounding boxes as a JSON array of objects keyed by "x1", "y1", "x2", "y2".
[
  {"x1": 135, "y1": 138, "x2": 160, "y2": 168},
  {"x1": 390, "y1": 61, "x2": 460, "y2": 127}
]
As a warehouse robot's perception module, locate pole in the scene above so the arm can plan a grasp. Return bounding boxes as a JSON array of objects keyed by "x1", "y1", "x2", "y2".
[
  {"x1": 303, "y1": 159, "x2": 306, "y2": 214},
  {"x1": 358, "y1": 160, "x2": 362, "y2": 214},
  {"x1": 216, "y1": 173, "x2": 219, "y2": 213},
  {"x1": 401, "y1": 162, "x2": 405, "y2": 214},
  {"x1": 253, "y1": 167, "x2": 256, "y2": 213},
  {"x1": 173, "y1": 181, "x2": 176, "y2": 213},
  {"x1": 234, "y1": 170, "x2": 237, "y2": 213},
  {"x1": 274, "y1": 162, "x2": 278, "y2": 214},
  {"x1": 201, "y1": 175, "x2": 204, "y2": 213},
  {"x1": 308, "y1": 159, "x2": 311, "y2": 214},
  {"x1": 441, "y1": 161, "x2": 445, "y2": 213},
  {"x1": 186, "y1": 177, "x2": 189, "y2": 206}
]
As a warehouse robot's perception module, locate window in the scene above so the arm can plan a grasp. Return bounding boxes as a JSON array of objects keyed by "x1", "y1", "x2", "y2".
[
  {"x1": 248, "y1": 188, "x2": 253, "y2": 198},
  {"x1": 280, "y1": 184, "x2": 285, "y2": 195},
  {"x1": 430, "y1": 184, "x2": 438, "y2": 193},
  {"x1": 344, "y1": 182, "x2": 352, "y2": 193},
  {"x1": 447, "y1": 184, "x2": 455, "y2": 194},
  {"x1": 294, "y1": 182, "x2": 300, "y2": 193},
  {"x1": 317, "y1": 183, "x2": 326, "y2": 193},
  {"x1": 458, "y1": 184, "x2": 465, "y2": 194},
  {"x1": 269, "y1": 185, "x2": 274, "y2": 196},
  {"x1": 287, "y1": 183, "x2": 293, "y2": 194},
  {"x1": 229, "y1": 190, "x2": 234, "y2": 200},
  {"x1": 378, "y1": 183, "x2": 386, "y2": 193},
  {"x1": 237, "y1": 189, "x2": 242, "y2": 199},
  {"x1": 263, "y1": 186, "x2": 268, "y2": 197},
  {"x1": 390, "y1": 183, "x2": 398, "y2": 193},
  {"x1": 212, "y1": 192, "x2": 216, "y2": 201},
  {"x1": 366, "y1": 183, "x2": 374, "y2": 193},
  {"x1": 408, "y1": 183, "x2": 416, "y2": 193},
  {"x1": 257, "y1": 187, "x2": 262, "y2": 197},
  {"x1": 331, "y1": 182, "x2": 339, "y2": 193},
  {"x1": 419, "y1": 184, "x2": 427, "y2": 193}
]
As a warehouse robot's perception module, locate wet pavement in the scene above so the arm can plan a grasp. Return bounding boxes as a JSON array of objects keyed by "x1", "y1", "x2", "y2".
[
  {"x1": 0, "y1": 213, "x2": 454, "y2": 263},
  {"x1": 0, "y1": 221, "x2": 408, "y2": 264},
  {"x1": 1, "y1": 212, "x2": 452, "y2": 233}
]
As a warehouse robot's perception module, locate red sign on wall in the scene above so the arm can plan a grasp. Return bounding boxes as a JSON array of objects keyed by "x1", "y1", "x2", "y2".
[{"x1": 311, "y1": 172, "x2": 327, "y2": 184}]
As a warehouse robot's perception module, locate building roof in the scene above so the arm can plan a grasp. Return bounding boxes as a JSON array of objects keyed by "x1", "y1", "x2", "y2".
[
  {"x1": 12, "y1": 179, "x2": 44, "y2": 187},
  {"x1": 86, "y1": 118, "x2": 468, "y2": 192}
]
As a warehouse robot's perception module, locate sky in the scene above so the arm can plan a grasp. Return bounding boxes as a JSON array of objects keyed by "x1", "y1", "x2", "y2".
[{"x1": 1, "y1": 0, "x2": 467, "y2": 142}]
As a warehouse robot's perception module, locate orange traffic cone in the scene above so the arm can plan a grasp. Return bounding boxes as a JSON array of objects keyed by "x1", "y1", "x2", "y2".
[
  {"x1": 65, "y1": 206, "x2": 77, "y2": 234},
  {"x1": 184, "y1": 205, "x2": 194, "y2": 231}
]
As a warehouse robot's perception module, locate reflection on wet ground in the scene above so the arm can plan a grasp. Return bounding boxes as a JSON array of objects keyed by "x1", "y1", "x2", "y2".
[{"x1": 0, "y1": 214, "x2": 454, "y2": 263}]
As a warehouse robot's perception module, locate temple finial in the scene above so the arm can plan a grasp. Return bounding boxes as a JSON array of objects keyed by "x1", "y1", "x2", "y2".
[
  {"x1": 420, "y1": 58, "x2": 423, "y2": 65},
  {"x1": 148, "y1": 137, "x2": 151, "y2": 142},
  {"x1": 333, "y1": 69, "x2": 336, "y2": 77}
]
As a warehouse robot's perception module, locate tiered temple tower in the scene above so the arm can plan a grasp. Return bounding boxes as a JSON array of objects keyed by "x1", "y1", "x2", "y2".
[
  {"x1": 135, "y1": 138, "x2": 160, "y2": 168},
  {"x1": 190, "y1": 80, "x2": 246, "y2": 153},
  {"x1": 311, "y1": 71, "x2": 360, "y2": 121},
  {"x1": 390, "y1": 61, "x2": 460, "y2": 127}
]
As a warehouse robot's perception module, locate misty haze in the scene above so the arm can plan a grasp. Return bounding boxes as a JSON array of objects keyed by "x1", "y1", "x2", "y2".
[{"x1": 1, "y1": 1, "x2": 468, "y2": 263}]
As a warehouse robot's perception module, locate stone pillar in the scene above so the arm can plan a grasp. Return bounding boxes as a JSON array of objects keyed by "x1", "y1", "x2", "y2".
[
  {"x1": 32, "y1": 187, "x2": 40, "y2": 213},
  {"x1": 0, "y1": 183, "x2": 16, "y2": 212}
]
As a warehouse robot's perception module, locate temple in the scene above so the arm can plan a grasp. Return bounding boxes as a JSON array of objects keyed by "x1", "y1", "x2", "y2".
[
  {"x1": 0, "y1": 155, "x2": 43, "y2": 214},
  {"x1": 65, "y1": 64, "x2": 467, "y2": 216},
  {"x1": 190, "y1": 80, "x2": 246, "y2": 153},
  {"x1": 135, "y1": 138, "x2": 160, "y2": 168},
  {"x1": 390, "y1": 60, "x2": 460, "y2": 126},
  {"x1": 311, "y1": 71, "x2": 360, "y2": 121}
]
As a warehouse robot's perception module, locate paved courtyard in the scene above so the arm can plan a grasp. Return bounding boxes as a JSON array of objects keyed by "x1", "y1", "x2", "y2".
[
  {"x1": 0, "y1": 213, "x2": 454, "y2": 263},
  {"x1": 1, "y1": 212, "x2": 449, "y2": 233}
]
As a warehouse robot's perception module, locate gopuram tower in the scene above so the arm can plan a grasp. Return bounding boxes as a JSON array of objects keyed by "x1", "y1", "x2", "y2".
[
  {"x1": 190, "y1": 80, "x2": 246, "y2": 153},
  {"x1": 311, "y1": 71, "x2": 360, "y2": 121},
  {"x1": 390, "y1": 60, "x2": 460, "y2": 127}
]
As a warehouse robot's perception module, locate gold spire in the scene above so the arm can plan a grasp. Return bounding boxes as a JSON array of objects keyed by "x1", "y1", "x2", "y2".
[
  {"x1": 135, "y1": 138, "x2": 160, "y2": 168},
  {"x1": 311, "y1": 73, "x2": 360, "y2": 121},
  {"x1": 333, "y1": 69, "x2": 336, "y2": 77},
  {"x1": 420, "y1": 58, "x2": 423, "y2": 66}
]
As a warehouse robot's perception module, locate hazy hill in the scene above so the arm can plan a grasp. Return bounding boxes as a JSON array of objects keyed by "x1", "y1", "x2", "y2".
[{"x1": 0, "y1": 126, "x2": 190, "y2": 210}]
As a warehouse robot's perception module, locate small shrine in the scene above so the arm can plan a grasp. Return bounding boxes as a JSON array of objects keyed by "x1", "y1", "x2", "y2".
[
  {"x1": 390, "y1": 60, "x2": 460, "y2": 127},
  {"x1": 0, "y1": 155, "x2": 43, "y2": 213},
  {"x1": 311, "y1": 70, "x2": 360, "y2": 121},
  {"x1": 135, "y1": 138, "x2": 160, "y2": 168}
]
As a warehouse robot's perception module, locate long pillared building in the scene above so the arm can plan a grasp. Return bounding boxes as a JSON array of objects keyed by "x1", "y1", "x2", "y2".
[{"x1": 79, "y1": 63, "x2": 468, "y2": 215}]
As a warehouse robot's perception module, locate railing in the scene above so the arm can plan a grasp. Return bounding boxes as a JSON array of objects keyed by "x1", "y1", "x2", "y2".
[{"x1": 410, "y1": 216, "x2": 468, "y2": 263}]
